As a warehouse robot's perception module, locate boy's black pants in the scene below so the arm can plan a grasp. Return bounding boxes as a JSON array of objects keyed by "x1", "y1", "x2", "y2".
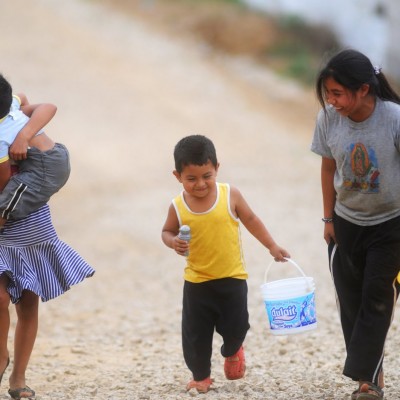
[
  {"x1": 329, "y1": 213, "x2": 400, "y2": 385},
  {"x1": 182, "y1": 278, "x2": 250, "y2": 381}
]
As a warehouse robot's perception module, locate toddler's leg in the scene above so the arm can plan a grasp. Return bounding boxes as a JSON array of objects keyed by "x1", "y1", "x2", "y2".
[
  {"x1": 0, "y1": 179, "x2": 32, "y2": 223},
  {"x1": 0, "y1": 145, "x2": 70, "y2": 223}
]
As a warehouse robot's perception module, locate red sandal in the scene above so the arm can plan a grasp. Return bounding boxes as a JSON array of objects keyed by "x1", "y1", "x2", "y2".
[{"x1": 224, "y1": 346, "x2": 246, "y2": 380}]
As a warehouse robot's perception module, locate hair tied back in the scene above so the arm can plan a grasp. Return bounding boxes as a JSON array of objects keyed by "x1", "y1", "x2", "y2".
[{"x1": 374, "y1": 66, "x2": 382, "y2": 75}]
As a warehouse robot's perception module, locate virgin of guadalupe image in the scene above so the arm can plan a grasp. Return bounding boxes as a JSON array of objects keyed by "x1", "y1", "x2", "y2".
[{"x1": 344, "y1": 142, "x2": 380, "y2": 192}]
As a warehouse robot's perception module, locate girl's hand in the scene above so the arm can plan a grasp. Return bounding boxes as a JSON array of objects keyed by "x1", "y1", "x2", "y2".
[
  {"x1": 173, "y1": 236, "x2": 190, "y2": 256},
  {"x1": 323, "y1": 223, "x2": 336, "y2": 245},
  {"x1": 269, "y1": 244, "x2": 291, "y2": 262}
]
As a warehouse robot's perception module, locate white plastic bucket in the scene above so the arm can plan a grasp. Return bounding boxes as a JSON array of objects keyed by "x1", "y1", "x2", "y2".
[{"x1": 261, "y1": 258, "x2": 317, "y2": 335}]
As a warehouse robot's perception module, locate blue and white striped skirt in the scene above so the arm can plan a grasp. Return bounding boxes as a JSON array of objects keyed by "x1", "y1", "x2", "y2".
[{"x1": 0, "y1": 204, "x2": 95, "y2": 303}]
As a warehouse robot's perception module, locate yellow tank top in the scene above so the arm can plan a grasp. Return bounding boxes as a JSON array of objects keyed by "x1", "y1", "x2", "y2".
[{"x1": 173, "y1": 182, "x2": 248, "y2": 283}]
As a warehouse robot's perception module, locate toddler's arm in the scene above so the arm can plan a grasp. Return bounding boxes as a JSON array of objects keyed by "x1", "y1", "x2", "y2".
[
  {"x1": 231, "y1": 186, "x2": 290, "y2": 261},
  {"x1": 10, "y1": 93, "x2": 57, "y2": 161},
  {"x1": 161, "y1": 203, "x2": 190, "y2": 257}
]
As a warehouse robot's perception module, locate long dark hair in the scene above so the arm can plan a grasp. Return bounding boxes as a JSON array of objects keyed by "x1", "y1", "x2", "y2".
[{"x1": 316, "y1": 49, "x2": 400, "y2": 110}]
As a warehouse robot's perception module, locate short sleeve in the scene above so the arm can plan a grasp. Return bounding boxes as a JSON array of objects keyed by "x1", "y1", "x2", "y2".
[
  {"x1": 310, "y1": 108, "x2": 334, "y2": 159},
  {"x1": 0, "y1": 140, "x2": 9, "y2": 162},
  {"x1": 8, "y1": 95, "x2": 22, "y2": 117}
]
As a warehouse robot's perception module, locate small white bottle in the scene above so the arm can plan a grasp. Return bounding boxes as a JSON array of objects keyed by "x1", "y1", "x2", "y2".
[{"x1": 178, "y1": 225, "x2": 191, "y2": 256}]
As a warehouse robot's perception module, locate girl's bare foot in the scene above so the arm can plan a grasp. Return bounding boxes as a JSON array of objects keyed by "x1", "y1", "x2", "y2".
[
  {"x1": 8, "y1": 386, "x2": 35, "y2": 400},
  {"x1": 357, "y1": 382, "x2": 384, "y2": 399}
]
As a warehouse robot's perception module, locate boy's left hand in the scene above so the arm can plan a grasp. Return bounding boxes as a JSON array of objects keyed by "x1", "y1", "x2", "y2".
[{"x1": 269, "y1": 244, "x2": 290, "y2": 262}]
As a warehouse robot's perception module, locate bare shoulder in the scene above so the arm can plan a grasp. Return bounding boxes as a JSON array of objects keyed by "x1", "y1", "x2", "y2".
[
  {"x1": 228, "y1": 184, "x2": 246, "y2": 213},
  {"x1": 229, "y1": 184, "x2": 244, "y2": 200},
  {"x1": 166, "y1": 202, "x2": 178, "y2": 219},
  {"x1": 162, "y1": 202, "x2": 179, "y2": 232},
  {"x1": 228, "y1": 184, "x2": 239, "y2": 194}
]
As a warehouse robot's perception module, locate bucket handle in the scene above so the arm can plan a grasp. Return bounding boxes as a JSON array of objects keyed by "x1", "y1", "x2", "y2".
[{"x1": 264, "y1": 257, "x2": 309, "y2": 285}]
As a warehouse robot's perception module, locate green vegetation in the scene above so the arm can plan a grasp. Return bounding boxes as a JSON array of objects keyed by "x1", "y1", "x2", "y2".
[
  {"x1": 187, "y1": 0, "x2": 242, "y2": 4},
  {"x1": 98, "y1": 0, "x2": 340, "y2": 86},
  {"x1": 265, "y1": 15, "x2": 338, "y2": 84},
  {"x1": 179, "y1": 1, "x2": 339, "y2": 86}
]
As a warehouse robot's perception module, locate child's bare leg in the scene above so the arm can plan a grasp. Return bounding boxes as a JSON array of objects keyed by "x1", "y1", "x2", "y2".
[
  {"x1": 0, "y1": 274, "x2": 10, "y2": 375},
  {"x1": 378, "y1": 369, "x2": 384, "y2": 388},
  {"x1": 359, "y1": 370, "x2": 384, "y2": 388},
  {"x1": 9, "y1": 290, "x2": 39, "y2": 392},
  {"x1": 0, "y1": 217, "x2": 6, "y2": 230}
]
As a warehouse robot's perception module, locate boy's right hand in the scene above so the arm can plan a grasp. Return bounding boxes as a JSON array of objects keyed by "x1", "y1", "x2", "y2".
[{"x1": 173, "y1": 236, "x2": 190, "y2": 257}]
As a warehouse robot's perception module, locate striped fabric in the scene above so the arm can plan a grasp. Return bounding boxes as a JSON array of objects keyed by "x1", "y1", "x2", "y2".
[{"x1": 0, "y1": 204, "x2": 94, "y2": 303}]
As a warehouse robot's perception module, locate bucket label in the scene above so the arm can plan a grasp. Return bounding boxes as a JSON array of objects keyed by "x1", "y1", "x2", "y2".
[{"x1": 264, "y1": 292, "x2": 317, "y2": 332}]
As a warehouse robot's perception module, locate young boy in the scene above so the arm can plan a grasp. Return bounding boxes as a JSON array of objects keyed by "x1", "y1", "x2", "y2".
[
  {"x1": 161, "y1": 135, "x2": 290, "y2": 393},
  {"x1": 0, "y1": 74, "x2": 70, "y2": 229}
]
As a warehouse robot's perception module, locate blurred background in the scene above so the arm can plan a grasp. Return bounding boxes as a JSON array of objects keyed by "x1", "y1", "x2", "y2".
[
  {"x1": 99, "y1": 0, "x2": 400, "y2": 86},
  {"x1": 1, "y1": 1, "x2": 400, "y2": 398}
]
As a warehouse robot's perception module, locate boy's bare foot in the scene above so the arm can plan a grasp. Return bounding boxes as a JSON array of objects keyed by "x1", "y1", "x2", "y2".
[{"x1": 186, "y1": 377, "x2": 213, "y2": 393}]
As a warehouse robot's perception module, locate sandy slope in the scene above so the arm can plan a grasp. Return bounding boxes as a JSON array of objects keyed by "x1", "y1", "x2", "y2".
[{"x1": 0, "y1": 0, "x2": 399, "y2": 399}]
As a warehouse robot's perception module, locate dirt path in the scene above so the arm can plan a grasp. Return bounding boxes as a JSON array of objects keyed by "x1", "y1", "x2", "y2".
[{"x1": 0, "y1": 1, "x2": 400, "y2": 399}]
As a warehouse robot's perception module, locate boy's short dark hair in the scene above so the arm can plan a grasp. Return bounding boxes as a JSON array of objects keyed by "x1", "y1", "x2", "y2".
[
  {"x1": 0, "y1": 74, "x2": 13, "y2": 119},
  {"x1": 174, "y1": 135, "x2": 218, "y2": 173}
]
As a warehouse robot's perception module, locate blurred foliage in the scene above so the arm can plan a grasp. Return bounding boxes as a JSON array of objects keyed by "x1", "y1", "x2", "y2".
[
  {"x1": 173, "y1": 0, "x2": 340, "y2": 85},
  {"x1": 265, "y1": 14, "x2": 339, "y2": 84},
  {"x1": 97, "y1": 0, "x2": 340, "y2": 86},
  {"x1": 182, "y1": 0, "x2": 243, "y2": 4}
]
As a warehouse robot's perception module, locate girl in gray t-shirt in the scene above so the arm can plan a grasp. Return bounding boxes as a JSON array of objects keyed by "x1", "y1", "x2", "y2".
[{"x1": 311, "y1": 49, "x2": 400, "y2": 400}]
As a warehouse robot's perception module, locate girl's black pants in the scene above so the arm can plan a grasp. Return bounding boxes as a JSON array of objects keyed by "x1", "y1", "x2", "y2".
[{"x1": 329, "y1": 213, "x2": 400, "y2": 385}]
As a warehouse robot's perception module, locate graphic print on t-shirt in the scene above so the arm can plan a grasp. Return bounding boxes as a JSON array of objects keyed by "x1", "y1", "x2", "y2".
[{"x1": 343, "y1": 142, "x2": 380, "y2": 193}]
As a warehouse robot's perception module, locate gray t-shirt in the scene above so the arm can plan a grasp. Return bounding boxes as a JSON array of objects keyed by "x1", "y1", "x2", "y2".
[{"x1": 311, "y1": 99, "x2": 400, "y2": 226}]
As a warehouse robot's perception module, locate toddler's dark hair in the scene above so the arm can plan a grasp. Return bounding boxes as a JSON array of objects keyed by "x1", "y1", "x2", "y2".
[
  {"x1": 0, "y1": 74, "x2": 13, "y2": 119},
  {"x1": 174, "y1": 135, "x2": 218, "y2": 173},
  {"x1": 316, "y1": 49, "x2": 400, "y2": 110}
]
